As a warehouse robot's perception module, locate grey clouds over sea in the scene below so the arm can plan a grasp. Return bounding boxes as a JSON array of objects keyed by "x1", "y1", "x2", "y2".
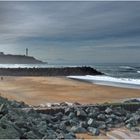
[{"x1": 0, "y1": 2, "x2": 140, "y2": 64}]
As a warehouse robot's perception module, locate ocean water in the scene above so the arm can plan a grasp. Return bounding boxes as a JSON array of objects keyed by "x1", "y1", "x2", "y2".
[
  {"x1": 0, "y1": 63, "x2": 139, "y2": 79},
  {"x1": 0, "y1": 63, "x2": 140, "y2": 88},
  {"x1": 92, "y1": 63, "x2": 140, "y2": 79},
  {"x1": 70, "y1": 63, "x2": 140, "y2": 89}
]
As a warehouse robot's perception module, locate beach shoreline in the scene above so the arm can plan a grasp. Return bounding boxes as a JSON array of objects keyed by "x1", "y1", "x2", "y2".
[
  {"x1": 0, "y1": 76, "x2": 139, "y2": 106},
  {"x1": 0, "y1": 76, "x2": 140, "y2": 139}
]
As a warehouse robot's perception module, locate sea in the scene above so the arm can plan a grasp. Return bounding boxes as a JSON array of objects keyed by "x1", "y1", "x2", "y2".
[{"x1": 0, "y1": 63, "x2": 140, "y2": 89}]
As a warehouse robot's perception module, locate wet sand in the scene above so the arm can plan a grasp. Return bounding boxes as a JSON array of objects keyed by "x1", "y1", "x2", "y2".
[{"x1": 0, "y1": 76, "x2": 140, "y2": 106}]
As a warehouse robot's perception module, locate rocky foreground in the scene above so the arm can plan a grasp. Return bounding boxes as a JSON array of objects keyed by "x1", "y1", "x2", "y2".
[
  {"x1": 0, "y1": 96, "x2": 140, "y2": 139},
  {"x1": 0, "y1": 66, "x2": 102, "y2": 76}
]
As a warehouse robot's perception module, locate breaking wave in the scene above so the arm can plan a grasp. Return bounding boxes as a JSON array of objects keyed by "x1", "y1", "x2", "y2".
[
  {"x1": 67, "y1": 75, "x2": 140, "y2": 89},
  {"x1": 119, "y1": 66, "x2": 135, "y2": 69}
]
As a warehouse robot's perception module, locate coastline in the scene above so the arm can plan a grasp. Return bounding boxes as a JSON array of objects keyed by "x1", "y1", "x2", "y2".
[{"x1": 0, "y1": 76, "x2": 139, "y2": 106}]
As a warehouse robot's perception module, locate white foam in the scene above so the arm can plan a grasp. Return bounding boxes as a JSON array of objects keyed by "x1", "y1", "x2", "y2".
[
  {"x1": 67, "y1": 75, "x2": 140, "y2": 89},
  {"x1": 119, "y1": 66, "x2": 134, "y2": 69}
]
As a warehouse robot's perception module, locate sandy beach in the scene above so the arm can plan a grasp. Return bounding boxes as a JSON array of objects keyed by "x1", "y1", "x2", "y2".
[
  {"x1": 0, "y1": 76, "x2": 140, "y2": 139},
  {"x1": 0, "y1": 76, "x2": 140, "y2": 106}
]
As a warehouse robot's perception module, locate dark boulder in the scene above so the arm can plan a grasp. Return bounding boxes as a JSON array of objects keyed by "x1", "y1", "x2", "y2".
[
  {"x1": 105, "y1": 107, "x2": 112, "y2": 114},
  {"x1": 87, "y1": 118, "x2": 94, "y2": 126},
  {"x1": 64, "y1": 132, "x2": 76, "y2": 139},
  {"x1": 70, "y1": 126, "x2": 87, "y2": 133},
  {"x1": 76, "y1": 108, "x2": 87, "y2": 120},
  {"x1": 65, "y1": 107, "x2": 73, "y2": 115},
  {"x1": 0, "y1": 104, "x2": 8, "y2": 115},
  {"x1": 97, "y1": 114, "x2": 106, "y2": 121},
  {"x1": 0, "y1": 118, "x2": 20, "y2": 139},
  {"x1": 87, "y1": 127, "x2": 100, "y2": 136}
]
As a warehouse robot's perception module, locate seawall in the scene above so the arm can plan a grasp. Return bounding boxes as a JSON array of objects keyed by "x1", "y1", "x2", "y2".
[{"x1": 0, "y1": 67, "x2": 103, "y2": 76}]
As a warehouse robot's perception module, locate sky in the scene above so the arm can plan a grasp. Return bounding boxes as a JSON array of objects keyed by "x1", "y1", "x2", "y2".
[{"x1": 0, "y1": 1, "x2": 140, "y2": 64}]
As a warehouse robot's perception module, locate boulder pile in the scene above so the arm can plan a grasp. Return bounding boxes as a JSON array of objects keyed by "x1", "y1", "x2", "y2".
[
  {"x1": 0, "y1": 96, "x2": 140, "y2": 139},
  {"x1": 0, "y1": 67, "x2": 103, "y2": 76}
]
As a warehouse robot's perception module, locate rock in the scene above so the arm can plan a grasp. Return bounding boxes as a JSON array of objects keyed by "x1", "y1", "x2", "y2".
[
  {"x1": 87, "y1": 118, "x2": 94, "y2": 126},
  {"x1": 126, "y1": 123, "x2": 132, "y2": 129},
  {"x1": 61, "y1": 115, "x2": 70, "y2": 121},
  {"x1": 76, "y1": 108, "x2": 87, "y2": 119},
  {"x1": 64, "y1": 132, "x2": 76, "y2": 139},
  {"x1": 52, "y1": 124, "x2": 59, "y2": 130},
  {"x1": 85, "y1": 107, "x2": 91, "y2": 113},
  {"x1": 65, "y1": 107, "x2": 73, "y2": 115},
  {"x1": 0, "y1": 119, "x2": 20, "y2": 139},
  {"x1": 87, "y1": 107, "x2": 100, "y2": 117},
  {"x1": 114, "y1": 107, "x2": 127, "y2": 116},
  {"x1": 51, "y1": 116, "x2": 58, "y2": 122},
  {"x1": 69, "y1": 112, "x2": 75, "y2": 119},
  {"x1": 23, "y1": 108, "x2": 38, "y2": 117},
  {"x1": 10, "y1": 100, "x2": 27, "y2": 108},
  {"x1": 59, "y1": 122, "x2": 66, "y2": 131},
  {"x1": 69, "y1": 119, "x2": 78, "y2": 126},
  {"x1": 110, "y1": 114, "x2": 118, "y2": 119},
  {"x1": 73, "y1": 102, "x2": 81, "y2": 106},
  {"x1": 88, "y1": 127, "x2": 100, "y2": 136},
  {"x1": 105, "y1": 107, "x2": 112, "y2": 114},
  {"x1": 114, "y1": 111, "x2": 123, "y2": 116},
  {"x1": 37, "y1": 121, "x2": 47, "y2": 135},
  {"x1": 88, "y1": 112, "x2": 94, "y2": 118},
  {"x1": 41, "y1": 114, "x2": 53, "y2": 123},
  {"x1": 124, "y1": 99, "x2": 140, "y2": 103},
  {"x1": 133, "y1": 114, "x2": 140, "y2": 122},
  {"x1": 125, "y1": 117, "x2": 137, "y2": 127},
  {"x1": 97, "y1": 121, "x2": 107, "y2": 129},
  {"x1": 70, "y1": 126, "x2": 87, "y2": 133},
  {"x1": 60, "y1": 102, "x2": 69, "y2": 107},
  {"x1": 130, "y1": 127, "x2": 140, "y2": 132},
  {"x1": 55, "y1": 112, "x2": 63, "y2": 120},
  {"x1": 43, "y1": 134, "x2": 56, "y2": 139},
  {"x1": 56, "y1": 132, "x2": 65, "y2": 139},
  {"x1": 62, "y1": 120, "x2": 71, "y2": 126},
  {"x1": 0, "y1": 104, "x2": 8, "y2": 115},
  {"x1": 21, "y1": 128, "x2": 27, "y2": 133},
  {"x1": 1, "y1": 96, "x2": 140, "y2": 139},
  {"x1": 106, "y1": 123, "x2": 113, "y2": 129},
  {"x1": 79, "y1": 121, "x2": 88, "y2": 128},
  {"x1": 14, "y1": 118, "x2": 27, "y2": 128},
  {"x1": 46, "y1": 129, "x2": 56, "y2": 136},
  {"x1": 23, "y1": 131, "x2": 39, "y2": 139},
  {"x1": 97, "y1": 114, "x2": 106, "y2": 121}
]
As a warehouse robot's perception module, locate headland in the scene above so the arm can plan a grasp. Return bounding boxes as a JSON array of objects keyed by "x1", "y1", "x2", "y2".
[{"x1": 0, "y1": 52, "x2": 45, "y2": 64}]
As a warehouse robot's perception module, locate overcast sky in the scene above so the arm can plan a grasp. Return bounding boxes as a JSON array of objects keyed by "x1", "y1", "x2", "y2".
[{"x1": 0, "y1": 1, "x2": 140, "y2": 64}]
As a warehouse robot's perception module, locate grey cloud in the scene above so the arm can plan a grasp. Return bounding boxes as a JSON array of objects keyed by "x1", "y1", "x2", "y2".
[
  {"x1": 0, "y1": 1, "x2": 140, "y2": 63},
  {"x1": 1, "y1": 2, "x2": 140, "y2": 41}
]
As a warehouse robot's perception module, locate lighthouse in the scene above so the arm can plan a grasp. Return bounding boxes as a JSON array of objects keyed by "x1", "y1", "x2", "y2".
[{"x1": 26, "y1": 48, "x2": 28, "y2": 56}]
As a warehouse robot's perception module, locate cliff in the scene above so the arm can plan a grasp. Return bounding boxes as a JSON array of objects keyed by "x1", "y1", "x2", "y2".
[{"x1": 0, "y1": 54, "x2": 45, "y2": 64}]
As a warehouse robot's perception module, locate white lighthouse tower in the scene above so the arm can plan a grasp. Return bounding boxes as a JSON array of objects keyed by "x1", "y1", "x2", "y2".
[{"x1": 26, "y1": 48, "x2": 28, "y2": 56}]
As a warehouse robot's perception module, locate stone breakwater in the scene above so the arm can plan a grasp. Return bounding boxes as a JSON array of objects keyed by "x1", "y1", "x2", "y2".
[
  {"x1": 0, "y1": 67, "x2": 102, "y2": 76},
  {"x1": 0, "y1": 97, "x2": 140, "y2": 139}
]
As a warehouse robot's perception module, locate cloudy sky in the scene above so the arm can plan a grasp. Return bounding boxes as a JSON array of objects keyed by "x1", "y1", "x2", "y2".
[{"x1": 0, "y1": 1, "x2": 140, "y2": 64}]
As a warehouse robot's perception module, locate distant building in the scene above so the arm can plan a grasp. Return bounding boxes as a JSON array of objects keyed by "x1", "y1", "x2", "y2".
[{"x1": 0, "y1": 52, "x2": 4, "y2": 55}]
